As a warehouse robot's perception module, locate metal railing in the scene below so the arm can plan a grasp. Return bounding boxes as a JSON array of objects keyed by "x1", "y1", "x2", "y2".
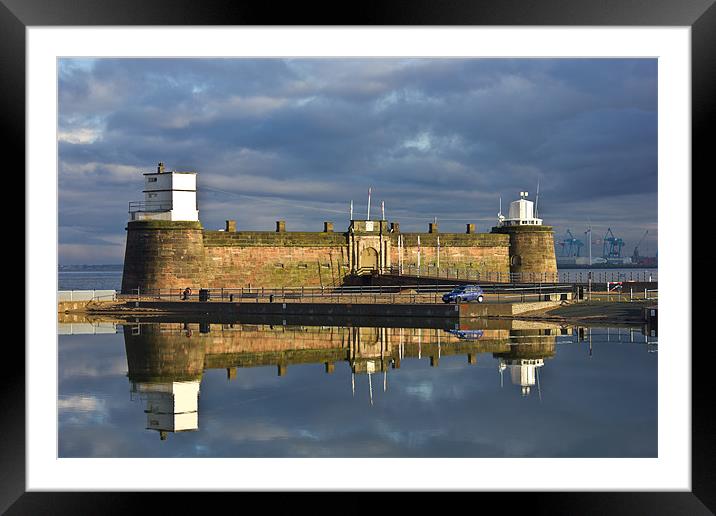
[
  {"x1": 558, "y1": 269, "x2": 657, "y2": 284},
  {"x1": 58, "y1": 290, "x2": 117, "y2": 302},
  {"x1": 128, "y1": 200, "x2": 173, "y2": 213},
  {"x1": 583, "y1": 287, "x2": 658, "y2": 302},
  {"x1": 379, "y1": 265, "x2": 657, "y2": 284},
  {"x1": 121, "y1": 283, "x2": 575, "y2": 305},
  {"x1": 381, "y1": 265, "x2": 559, "y2": 284}
]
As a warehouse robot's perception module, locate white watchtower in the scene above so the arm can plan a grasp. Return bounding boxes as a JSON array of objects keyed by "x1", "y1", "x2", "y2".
[
  {"x1": 497, "y1": 191, "x2": 542, "y2": 227},
  {"x1": 499, "y1": 358, "x2": 545, "y2": 396},
  {"x1": 129, "y1": 162, "x2": 199, "y2": 222},
  {"x1": 133, "y1": 380, "x2": 200, "y2": 440}
]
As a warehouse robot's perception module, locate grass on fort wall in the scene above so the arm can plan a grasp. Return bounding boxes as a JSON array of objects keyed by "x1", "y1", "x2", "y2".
[
  {"x1": 203, "y1": 231, "x2": 347, "y2": 247},
  {"x1": 127, "y1": 220, "x2": 203, "y2": 230}
]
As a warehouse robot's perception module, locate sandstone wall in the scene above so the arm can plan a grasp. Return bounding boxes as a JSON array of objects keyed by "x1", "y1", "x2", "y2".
[
  {"x1": 389, "y1": 232, "x2": 511, "y2": 279},
  {"x1": 491, "y1": 225, "x2": 558, "y2": 282},
  {"x1": 203, "y1": 230, "x2": 350, "y2": 288},
  {"x1": 121, "y1": 220, "x2": 206, "y2": 294}
]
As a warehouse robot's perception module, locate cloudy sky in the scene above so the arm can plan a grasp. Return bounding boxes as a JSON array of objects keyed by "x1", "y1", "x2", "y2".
[{"x1": 58, "y1": 58, "x2": 657, "y2": 264}]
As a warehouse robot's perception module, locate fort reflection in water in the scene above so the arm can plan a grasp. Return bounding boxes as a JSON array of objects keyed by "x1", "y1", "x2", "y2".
[{"x1": 123, "y1": 318, "x2": 565, "y2": 440}]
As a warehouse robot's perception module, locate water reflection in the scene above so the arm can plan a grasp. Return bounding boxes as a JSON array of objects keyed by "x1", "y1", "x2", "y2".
[
  {"x1": 122, "y1": 319, "x2": 570, "y2": 439},
  {"x1": 58, "y1": 314, "x2": 657, "y2": 456},
  {"x1": 133, "y1": 381, "x2": 200, "y2": 439}
]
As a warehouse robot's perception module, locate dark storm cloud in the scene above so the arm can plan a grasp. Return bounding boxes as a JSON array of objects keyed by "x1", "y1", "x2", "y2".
[{"x1": 58, "y1": 58, "x2": 657, "y2": 263}]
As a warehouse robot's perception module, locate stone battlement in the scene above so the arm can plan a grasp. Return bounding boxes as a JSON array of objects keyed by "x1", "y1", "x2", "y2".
[
  {"x1": 203, "y1": 230, "x2": 348, "y2": 247},
  {"x1": 388, "y1": 232, "x2": 507, "y2": 247}
]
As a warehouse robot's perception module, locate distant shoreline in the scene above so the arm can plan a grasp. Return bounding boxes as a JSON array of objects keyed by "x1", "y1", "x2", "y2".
[
  {"x1": 59, "y1": 264, "x2": 123, "y2": 272},
  {"x1": 557, "y1": 264, "x2": 657, "y2": 270}
]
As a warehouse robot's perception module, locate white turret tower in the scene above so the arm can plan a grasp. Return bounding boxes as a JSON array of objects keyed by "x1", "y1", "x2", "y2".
[
  {"x1": 497, "y1": 191, "x2": 543, "y2": 227},
  {"x1": 129, "y1": 162, "x2": 199, "y2": 222},
  {"x1": 500, "y1": 358, "x2": 544, "y2": 396},
  {"x1": 134, "y1": 380, "x2": 200, "y2": 440}
]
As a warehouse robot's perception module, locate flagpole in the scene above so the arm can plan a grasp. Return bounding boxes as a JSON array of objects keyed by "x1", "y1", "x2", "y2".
[
  {"x1": 417, "y1": 235, "x2": 421, "y2": 275},
  {"x1": 367, "y1": 187, "x2": 372, "y2": 220}
]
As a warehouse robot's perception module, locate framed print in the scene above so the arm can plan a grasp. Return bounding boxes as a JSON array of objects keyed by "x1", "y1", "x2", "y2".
[{"x1": 10, "y1": 0, "x2": 714, "y2": 512}]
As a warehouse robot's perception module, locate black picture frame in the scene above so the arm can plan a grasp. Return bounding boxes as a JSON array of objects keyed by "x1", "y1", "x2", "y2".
[{"x1": 9, "y1": 0, "x2": 712, "y2": 512}]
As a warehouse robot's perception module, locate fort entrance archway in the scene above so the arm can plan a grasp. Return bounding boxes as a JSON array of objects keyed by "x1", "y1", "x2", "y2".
[
  {"x1": 347, "y1": 220, "x2": 391, "y2": 275},
  {"x1": 360, "y1": 247, "x2": 379, "y2": 271}
]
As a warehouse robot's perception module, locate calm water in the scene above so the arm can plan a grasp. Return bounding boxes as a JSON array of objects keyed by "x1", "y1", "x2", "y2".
[
  {"x1": 58, "y1": 318, "x2": 657, "y2": 457},
  {"x1": 59, "y1": 270, "x2": 123, "y2": 291}
]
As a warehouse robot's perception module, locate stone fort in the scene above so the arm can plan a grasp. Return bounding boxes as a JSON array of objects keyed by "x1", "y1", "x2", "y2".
[{"x1": 120, "y1": 163, "x2": 557, "y2": 294}]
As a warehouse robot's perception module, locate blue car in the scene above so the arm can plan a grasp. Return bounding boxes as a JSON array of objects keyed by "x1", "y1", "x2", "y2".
[
  {"x1": 447, "y1": 329, "x2": 484, "y2": 340},
  {"x1": 442, "y1": 285, "x2": 484, "y2": 304}
]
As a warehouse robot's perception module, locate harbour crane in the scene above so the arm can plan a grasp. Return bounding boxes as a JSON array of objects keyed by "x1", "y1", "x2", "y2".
[
  {"x1": 632, "y1": 230, "x2": 649, "y2": 262},
  {"x1": 602, "y1": 228, "x2": 625, "y2": 259},
  {"x1": 559, "y1": 229, "x2": 584, "y2": 257}
]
